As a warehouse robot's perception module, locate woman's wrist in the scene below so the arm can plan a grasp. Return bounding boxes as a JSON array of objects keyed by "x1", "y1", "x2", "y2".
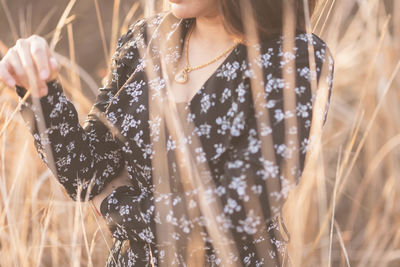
[
  {"x1": 15, "y1": 78, "x2": 60, "y2": 106},
  {"x1": 92, "y1": 168, "x2": 132, "y2": 215}
]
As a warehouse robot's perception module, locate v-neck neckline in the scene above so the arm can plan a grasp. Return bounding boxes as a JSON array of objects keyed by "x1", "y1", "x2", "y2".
[
  {"x1": 181, "y1": 45, "x2": 241, "y2": 108},
  {"x1": 172, "y1": 18, "x2": 242, "y2": 108}
]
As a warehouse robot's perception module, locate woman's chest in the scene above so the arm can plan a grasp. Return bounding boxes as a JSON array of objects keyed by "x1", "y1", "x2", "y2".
[
  {"x1": 104, "y1": 67, "x2": 246, "y2": 171},
  {"x1": 169, "y1": 54, "x2": 232, "y2": 103}
]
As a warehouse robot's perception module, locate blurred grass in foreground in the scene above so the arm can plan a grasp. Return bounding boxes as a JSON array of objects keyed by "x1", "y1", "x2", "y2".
[{"x1": 0, "y1": 0, "x2": 399, "y2": 266}]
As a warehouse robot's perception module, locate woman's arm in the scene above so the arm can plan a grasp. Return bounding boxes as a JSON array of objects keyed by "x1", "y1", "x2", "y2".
[
  {"x1": 0, "y1": 20, "x2": 145, "y2": 201},
  {"x1": 92, "y1": 167, "x2": 132, "y2": 213}
]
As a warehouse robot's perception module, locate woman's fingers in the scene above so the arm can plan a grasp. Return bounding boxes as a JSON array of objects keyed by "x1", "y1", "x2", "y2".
[
  {"x1": 0, "y1": 62, "x2": 16, "y2": 87},
  {"x1": 28, "y1": 36, "x2": 59, "y2": 94},
  {"x1": 5, "y1": 48, "x2": 28, "y2": 87},
  {"x1": 30, "y1": 35, "x2": 50, "y2": 81},
  {"x1": 0, "y1": 35, "x2": 59, "y2": 97},
  {"x1": 16, "y1": 38, "x2": 44, "y2": 97},
  {"x1": 48, "y1": 56, "x2": 59, "y2": 81}
]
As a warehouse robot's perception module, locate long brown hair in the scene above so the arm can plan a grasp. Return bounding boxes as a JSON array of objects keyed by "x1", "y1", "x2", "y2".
[{"x1": 218, "y1": 0, "x2": 319, "y2": 40}]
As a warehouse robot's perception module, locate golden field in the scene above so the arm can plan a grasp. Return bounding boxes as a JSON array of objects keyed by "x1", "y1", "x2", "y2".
[{"x1": 0, "y1": 0, "x2": 399, "y2": 266}]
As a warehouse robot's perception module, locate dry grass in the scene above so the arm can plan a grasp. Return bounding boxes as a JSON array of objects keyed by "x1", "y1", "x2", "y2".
[{"x1": 0, "y1": 0, "x2": 399, "y2": 266}]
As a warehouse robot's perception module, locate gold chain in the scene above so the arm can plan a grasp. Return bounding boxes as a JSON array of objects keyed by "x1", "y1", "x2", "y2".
[
  {"x1": 174, "y1": 21, "x2": 242, "y2": 84},
  {"x1": 185, "y1": 22, "x2": 240, "y2": 71}
]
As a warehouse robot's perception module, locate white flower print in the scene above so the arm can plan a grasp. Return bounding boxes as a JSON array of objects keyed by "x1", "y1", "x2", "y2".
[
  {"x1": 216, "y1": 115, "x2": 230, "y2": 135},
  {"x1": 274, "y1": 143, "x2": 294, "y2": 159},
  {"x1": 295, "y1": 85, "x2": 307, "y2": 95},
  {"x1": 265, "y1": 74, "x2": 286, "y2": 94},
  {"x1": 279, "y1": 51, "x2": 297, "y2": 68},
  {"x1": 236, "y1": 210, "x2": 261, "y2": 235},
  {"x1": 119, "y1": 205, "x2": 131, "y2": 216},
  {"x1": 216, "y1": 214, "x2": 233, "y2": 232},
  {"x1": 235, "y1": 82, "x2": 247, "y2": 103},
  {"x1": 257, "y1": 157, "x2": 280, "y2": 180},
  {"x1": 220, "y1": 87, "x2": 232, "y2": 103},
  {"x1": 229, "y1": 175, "x2": 247, "y2": 200},
  {"x1": 224, "y1": 198, "x2": 241, "y2": 214},
  {"x1": 256, "y1": 48, "x2": 273, "y2": 68},
  {"x1": 300, "y1": 137, "x2": 310, "y2": 154},
  {"x1": 148, "y1": 115, "x2": 161, "y2": 142},
  {"x1": 166, "y1": 135, "x2": 176, "y2": 151},
  {"x1": 296, "y1": 102, "x2": 310, "y2": 118},
  {"x1": 106, "y1": 111, "x2": 118, "y2": 125},
  {"x1": 200, "y1": 93, "x2": 211, "y2": 114},
  {"x1": 148, "y1": 77, "x2": 166, "y2": 100},
  {"x1": 230, "y1": 111, "x2": 246, "y2": 137},
  {"x1": 121, "y1": 114, "x2": 140, "y2": 135},
  {"x1": 194, "y1": 123, "x2": 212, "y2": 139},
  {"x1": 216, "y1": 61, "x2": 240, "y2": 81},
  {"x1": 125, "y1": 80, "x2": 145, "y2": 106},
  {"x1": 247, "y1": 129, "x2": 262, "y2": 154},
  {"x1": 195, "y1": 147, "x2": 206, "y2": 164},
  {"x1": 260, "y1": 123, "x2": 272, "y2": 136},
  {"x1": 211, "y1": 143, "x2": 227, "y2": 160}
]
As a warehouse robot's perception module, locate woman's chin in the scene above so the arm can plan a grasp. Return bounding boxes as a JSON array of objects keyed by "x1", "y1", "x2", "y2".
[
  {"x1": 168, "y1": 1, "x2": 219, "y2": 19},
  {"x1": 171, "y1": 3, "x2": 208, "y2": 19},
  {"x1": 169, "y1": 3, "x2": 198, "y2": 19}
]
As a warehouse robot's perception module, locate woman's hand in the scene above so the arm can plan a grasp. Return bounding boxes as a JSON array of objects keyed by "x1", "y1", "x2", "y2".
[
  {"x1": 0, "y1": 35, "x2": 59, "y2": 97},
  {"x1": 92, "y1": 167, "x2": 133, "y2": 215}
]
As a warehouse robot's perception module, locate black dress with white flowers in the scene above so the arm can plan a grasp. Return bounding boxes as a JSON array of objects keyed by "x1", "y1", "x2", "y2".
[{"x1": 15, "y1": 11, "x2": 334, "y2": 267}]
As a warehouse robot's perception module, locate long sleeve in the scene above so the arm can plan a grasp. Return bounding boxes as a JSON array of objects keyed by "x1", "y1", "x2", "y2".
[
  {"x1": 100, "y1": 185, "x2": 154, "y2": 242},
  {"x1": 15, "y1": 20, "x2": 144, "y2": 201}
]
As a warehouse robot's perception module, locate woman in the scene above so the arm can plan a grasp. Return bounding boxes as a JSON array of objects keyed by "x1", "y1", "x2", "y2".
[{"x1": 0, "y1": 0, "x2": 334, "y2": 266}]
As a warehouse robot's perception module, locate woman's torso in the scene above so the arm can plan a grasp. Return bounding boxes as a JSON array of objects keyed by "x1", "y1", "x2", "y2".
[{"x1": 100, "y1": 11, "x2": 333, "y2": 267}]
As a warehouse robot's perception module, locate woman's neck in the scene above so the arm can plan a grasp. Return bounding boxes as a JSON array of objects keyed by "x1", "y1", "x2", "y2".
[{"x1": 192, "y1": 14, "x2": 235, "y2": 48}]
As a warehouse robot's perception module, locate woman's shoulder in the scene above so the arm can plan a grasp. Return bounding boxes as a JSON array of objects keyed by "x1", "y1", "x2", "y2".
[
  {"x1": 127, "y1": 11, "x2": 169, "y2": 32},
  {"x1": 122, "y1": 11, "x2": 182, "y2": 43},
  {"x1": 117, "y1": 13, "x2": 165, "y2": 46},
  {"x1": 111, "y1": 12, "x2": 169, "y2": 60},
  {"x1": 114, "y1": 11, "x2": 185, "y2": 57},
  {"x1": 256, "y1": 31, "x2": 334, "y2": 66},
  {"x1": 293, "y1": 32, "x2": 333, "y2": 64}
]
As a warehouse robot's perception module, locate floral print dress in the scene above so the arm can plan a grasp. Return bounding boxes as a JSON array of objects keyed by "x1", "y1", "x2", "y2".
[{"x1": 15, "y1": 11, "x2": 334, "y2": 267}]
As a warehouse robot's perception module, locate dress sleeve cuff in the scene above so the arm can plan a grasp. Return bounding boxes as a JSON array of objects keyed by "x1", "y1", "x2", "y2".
[
  {"x1": 15, "y1": 79, "x2": 63, "y2": 107},
  {"x1": 99, "y1": 185, "x2": 141, "y2": 217},
  {"x1": 15, "y1": 79, "x2": 65, "y2": 134}
]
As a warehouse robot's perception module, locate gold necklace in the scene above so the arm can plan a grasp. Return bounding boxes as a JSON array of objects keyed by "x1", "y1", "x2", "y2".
[{"x1": 174, "y1": 22, "x2": 241, "y2": 84}]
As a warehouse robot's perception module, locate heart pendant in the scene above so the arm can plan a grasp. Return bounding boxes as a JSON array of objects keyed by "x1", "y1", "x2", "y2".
[{"x1": 175, "y1": 69, "x2": 188, "y2": 84}]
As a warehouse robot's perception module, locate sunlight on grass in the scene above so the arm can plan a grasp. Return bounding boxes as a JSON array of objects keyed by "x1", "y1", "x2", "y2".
[{"x1": 0, "y1": 0, "x2": 399, "y2": 266}]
